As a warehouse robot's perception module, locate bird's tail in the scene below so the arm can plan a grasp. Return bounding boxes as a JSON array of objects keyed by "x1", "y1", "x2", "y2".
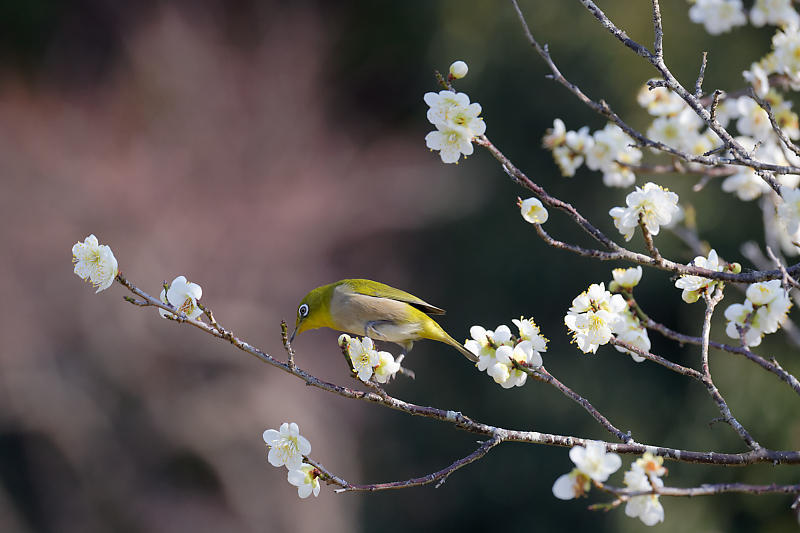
[{"x1": 443, "y1": 333, "x2": 479, "y2": 363}]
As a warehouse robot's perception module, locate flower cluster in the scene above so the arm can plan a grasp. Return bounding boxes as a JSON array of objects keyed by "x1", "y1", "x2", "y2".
[
  {"x1": 722, "y1": 137, "x2": 800, "y2": 201},
  {"x1": 464, "y1": 318, "x2": 547, "y2": 388},
  {"x1": 674, "y1": 249, "x2": 728, "y2": 303},
  {"x1": 565, "y1": 273, "x2": 650, "y2": 361},
  {"x1": 724, "y1": 279, "x2": 792, "y2": 346},
  {"x1": 564, "y1": 282, "x2": 626, "y2": 354},
  {"x1": 72, "y1": 234, "x2": 119, "y2": 293},
  {"x1": 552, "y1": 441, "x2": 621, "y2": 500},
  {"x1": 608, "y1": 182, "x2": 681, "y2": 241},
  {"x1": 424, "y1": 87, "x2": 486, "y2": 164},
  {"x1": 159, "y1": 275, "x2": 203, "y2": 320},
  {"x1": 623, "y1": 453, "x2": 667, "y2": 526},
  {"x1": 339, "y1": 335, "x2": 401, "y2": 383},
  {"x1": 553, "y1": 445, "x2": 666, "y2": 527},
  {"x1": 542, "y1": 119, "x2": 642, "y2": 187},
  {"x1": 263, "y1": 422, "x2": 320, "y2": 499},
  {"x1": 609, "y1": 267, "x2": 652, "y2": 362}
]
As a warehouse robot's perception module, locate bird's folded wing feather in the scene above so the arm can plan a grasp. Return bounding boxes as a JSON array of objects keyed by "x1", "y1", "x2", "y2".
[{"x1": 349, "y1": 281, "x2": 446, "y2": 315}]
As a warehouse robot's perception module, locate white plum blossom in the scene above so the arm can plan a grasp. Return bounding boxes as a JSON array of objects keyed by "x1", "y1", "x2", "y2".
[
  {"x1": 624, "y1": 466, "x2": 665, "y2": 526},
  {"x1": 778, "y1": 186, "x2": 800, "y2": 241},
  {"x1": 612, "y1": 266, "x2": 643, "y2": 289},
  {"x1": 346, "y1": 336, "x2": 381, "y2": 382},
  {"x1": 552, "y1": 146, "x2": 583, "y2": 177},
  {"x1": 520, "y1": 197, "x2": 549, "y2": 224},
  {"x1": 743, "y1": 62, "x2": 771, "y2": 98},
  {"x1": 449, "y1": 60, "x2": 468, "y2": 79},
  {"x1": 569, "y1": 441, "x2": 622, "y2": 482},
  {"x1": 552, "y1": 469, "x2": 591, "y2": 500},
  {"x1": 72, "y1": 234, "x2": 119, "y2": 293},
  {"x1": 735, "y1": 96, "x2": 772, "y2": 140},
  {"x1": 543, "y1": 120, "x2": 640, "y2": 186},
  {"x1": 263, "y1": 422, "x2": 312, "y2": 471},
  {"x1": 750, "y1": 0, "x2": 800, "y2": 28},
  {"x1": 722, "y1": 168, "x2": 772, "y2": 201},
  {"x1": 725, "y1": 280, "x2": 792, "y2": 346},
  {"x1": 488, "y1": 341, "x2": 541, "y2": 388},
  {"x1": 608, "y1": 182, "x2": 681, "y2": 242},
  {"x1": 424, "y1": 90, "x2": 485, "y2": 163},
  {"x1": 465, "y1": 320, "x2": 547, "y2": 388},
  {"x1": 585, "y1": 123, "x2": 642, "y2": 187},
  {"x1": 564, "y1": 283, "x2": 627, "y2": 354},
  {"x1": 552, "y1": 442, "x2": 621, "y2": 501},
  {"x1": 747, "y1": 278, "x2": 783, "y2": 305},
  {"x1": 773, "y1": 29, "x2": 800, "y2": 81},
  {"x1": 724, "y1": 300, "x2": 766, "y2": 346},
  {"x1": 614, "y1": 315, "x2": 651, "y2": 363},
  {"x1": 636, "y1": 84, "x2": 686, "y2": 117},
  {"x1": 159, "y1": 275, "x2": 203, "y2": 319},
  {"x1": 674, "y1": 249, "x2": 725, "y2": 303},
  {"x1": 688, "y1": 0, "x2": 748, "y2": 35},
  {"x1": 373, "y1": 351, "x2": 401, "y2": 383},
  {"x1": 646, "y1": 111, "x2": 703, "y2": 152},
  {"x1": 288, "y1": 464, "x2": 321, "y2": 499},
  {"x1": 542, "y1": 118, "x2": 567, "y2": 149}
]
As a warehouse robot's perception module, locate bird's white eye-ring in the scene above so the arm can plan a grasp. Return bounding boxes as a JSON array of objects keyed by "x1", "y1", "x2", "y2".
[{"x1": 298, "y1": 304, "x2": 309, "y2": 318}]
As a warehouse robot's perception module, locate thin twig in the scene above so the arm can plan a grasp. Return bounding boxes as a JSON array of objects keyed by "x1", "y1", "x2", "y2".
[
  {"x1": 694, "y1": 52, "x2": 708, "y2": 99},
  {"x1": 329, "y1": 431, "x2": 506, "y2": 492},
  {"x1": 700, "y1": 287, "x2": 761, "y2": 450}
]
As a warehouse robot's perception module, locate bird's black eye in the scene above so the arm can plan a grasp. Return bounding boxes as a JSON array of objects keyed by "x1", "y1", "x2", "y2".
[{"x1": 298, "y1": 304, "x2": 309, "y2": 318}]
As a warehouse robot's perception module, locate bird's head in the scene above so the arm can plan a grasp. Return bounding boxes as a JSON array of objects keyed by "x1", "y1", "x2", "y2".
[{"x1": 291, "y1": 283, "x2": 334, "y2": 341}]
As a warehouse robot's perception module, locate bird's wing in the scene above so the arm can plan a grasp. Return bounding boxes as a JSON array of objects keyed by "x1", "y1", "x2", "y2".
[{"x1": 348, "y1": 280, "x2": 446, "y2": 315}]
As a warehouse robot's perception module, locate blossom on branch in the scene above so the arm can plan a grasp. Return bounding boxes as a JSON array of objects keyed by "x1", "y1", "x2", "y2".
[
  {"x1": 637, "y1": 85, "x2": 686, "y2": 117},
  {"x1": 263, "y1": 422, "x2": 312, "y2": 471},
  {"x1": 465, "y1": 319, "x2": 547, "y2": 388},
  {"x1": 612, "y1": 266, "x2": 643, "y2": 289},
  {"x1": 585, "y1": 123, "x2": 641, "y2": 187},
  {"x1": 72, "y1": 234, "x2": 119, "y2": 293},
  {"x1": 623, "y1": 466, "x2": 665, "y2": 526},
  {"x1": 345, "y1": 336, "x2": 381, "y2": 382},
  {"x1": 688, "y1": 0, "x2": 747, "y2": 35},
  {"x1": 608, "y1": 182, "x2": 681, "y2": 242},
  {"x1": 288, "y1": 464, "x2": 321, "y2": 499},
  {"x1": 564, "y1": 283, "x2": 627, "y2": 354},
  {"x1": 373, "y1": 351, "x2": 401, "y2": 383},
  {"x1": 750, "y1": 0, "x2": 800, "y2": 28},
  {"x1": 724, "y1": 279, "x2": 792, "y2": 346},
  {"x1": 552, "y1": 469, "x2": 591, "y2": 500},
  {"x1": 520, "y1": 197, "x2": 549, "y2": 224},
  {"x1": 159, "y1": 276, "x2": 203, "y2": 319},
  {"x1": 570, "y1": 441, "x2": 622, "y2": 482},
  {"x1": 424, "y1": 90, "x2": 486, "y2": 163},
  {"x1": 449, "y1": 60, "x2": 468, "y2": 79},
  {"x1": 674, "y1": 249, "x2": 726, "y2": 303}
]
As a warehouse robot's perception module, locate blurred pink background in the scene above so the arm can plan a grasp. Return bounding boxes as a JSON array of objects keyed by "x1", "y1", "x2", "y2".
[{"x1": 0, "y1": 3, "x2": 477, "y2": 531}]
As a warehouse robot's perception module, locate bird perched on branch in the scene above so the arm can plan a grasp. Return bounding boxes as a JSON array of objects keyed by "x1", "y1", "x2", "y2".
[{"x1": 291, "y1": 279, "x2": 478, "y2": 363}]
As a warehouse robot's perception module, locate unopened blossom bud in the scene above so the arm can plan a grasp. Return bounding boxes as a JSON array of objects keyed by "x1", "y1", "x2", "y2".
[{"x1": 449, "y1": 60, "x2": 468, "y2": 79}]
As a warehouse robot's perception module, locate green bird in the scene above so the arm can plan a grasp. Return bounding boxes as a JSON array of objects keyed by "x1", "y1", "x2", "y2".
[{"x1": 291, "y1": 279, "x2": 478, "y2": 363}]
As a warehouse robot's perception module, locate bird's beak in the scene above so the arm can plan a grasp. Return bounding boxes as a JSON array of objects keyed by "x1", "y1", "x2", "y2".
[{"x1": 290, "y1": 325, "x2": 298, "y2": 343}]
